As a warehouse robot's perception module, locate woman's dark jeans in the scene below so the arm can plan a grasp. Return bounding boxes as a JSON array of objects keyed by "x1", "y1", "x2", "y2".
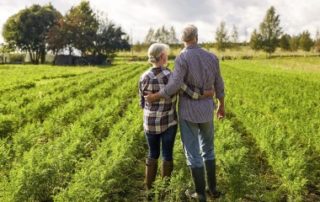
[{"x1": 145, "y1": 125, "x2": 177, "y2": 161}]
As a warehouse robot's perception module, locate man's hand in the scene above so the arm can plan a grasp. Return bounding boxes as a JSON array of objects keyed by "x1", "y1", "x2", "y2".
[
  {"x1": 217, "y1": 105, "x2": 225, "y2": 120},
  {"x1": 144, "y1": 92, "x2": 161, "y2": 103},
  {"x1": 201, "y1": 89, "x2": 214, "y2": 98},
  {"x1": 216, "y1": 97, "x2": 225, "y2": 120},
  {"x1": 216, "y1": 104, "x2": 225, "y2": 120}
]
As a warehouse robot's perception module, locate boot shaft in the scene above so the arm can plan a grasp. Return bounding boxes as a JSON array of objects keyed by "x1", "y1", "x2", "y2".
[
  {"x1": 205, "y1": 159, "x2": 221, "y2": 198},
  {"x1": 189, "y1": 166, "x2": 207, "y2": 201},
  {"x1": 145, "y1": 158, "x2": 158, "y2": 190},
  {"x1": 161, "y1": 160, "x2": 173, "y2": 179},
  {"x1": 205, "y1": 159, "x2": 216, "y2": 192}
]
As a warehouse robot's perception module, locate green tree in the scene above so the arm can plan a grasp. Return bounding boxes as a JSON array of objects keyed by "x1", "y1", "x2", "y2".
[
  {"x1": 47, "y1": 3, "x2": 130, "y2": 63},
  {"x1": 259, "y1": 6, "x2": 282, "y2": 56},
  {"x1": 215, "y1": 21, "x2": 229, "y2": 51},
  {"x1": 231, "y1": 25, "x2": 239, "y2": 49},
  {"x1": 144, "y1": 26, "x2": 177, "y2": 44},
  {"x1": 2, "y1": 4, "x2": 61, "y2": 64},
  {"x1": 0, "y1": 43, "x2": 13, "y2": 54},
  {"x1": 249, "y1": 29, "x2": 262, "y2": 51},
  {"x1": 169, "y1": 26, "x2": 179, "y2": 44},
  {"x1": 160, "y1": 26, "x2": 170, "y2": 43},
  {"x1": 289, "y1": 35, "x2": 300, "y2": 51},
  {"x1": 314, "y1": 30, "x2": 320, "y2": 52},
  {"x1": 152, "y1": 26, "x2": 170, "y2": 43},
  {"x1": 299, "y1": 31, "x2": 314, "y2": 52},
  {"x1": 93, "y1": 17, "x2": 130, "y2": 60},
  {"x1": 279, "y1": 34, "x2": 291, "y2": 51},
  {"x1": 47, "y1": 17, "x2": 67, "y2": 55},
  {"x1": 0, "y1": 43, "x2": 12, "y2": 63},
  {"x1": 64, "y1": 1, "x2": 99, "y2": 56},
  {"x1": 144, "y1": 28, "x2": 155, "y2": 44}
]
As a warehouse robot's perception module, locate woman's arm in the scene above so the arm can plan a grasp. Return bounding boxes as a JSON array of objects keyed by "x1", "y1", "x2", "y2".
[
  {"x1": 139, "y1": 76, "x2": 150, "y2": 108},
  {"x1": 180, "y1": 83, "x2": 214, "y2": 99}
]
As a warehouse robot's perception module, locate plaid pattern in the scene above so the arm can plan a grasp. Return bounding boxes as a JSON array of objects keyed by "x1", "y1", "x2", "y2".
[
  {"x1": 180, "y1": 83, "x2": 203, "y2": 99},
  {"x1": 139, "y1": 66, "x2": 203, "y2": 134}
]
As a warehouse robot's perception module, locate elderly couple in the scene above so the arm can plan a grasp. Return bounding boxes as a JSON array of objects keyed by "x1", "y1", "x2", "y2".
[{"x1": 139, "y1": 25, "x2": 225, "y2": 201}]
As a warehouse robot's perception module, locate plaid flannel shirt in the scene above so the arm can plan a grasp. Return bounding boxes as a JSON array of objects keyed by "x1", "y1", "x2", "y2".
[{"x1": 139, "y1": 66, "x2": 203, "y2": 134}]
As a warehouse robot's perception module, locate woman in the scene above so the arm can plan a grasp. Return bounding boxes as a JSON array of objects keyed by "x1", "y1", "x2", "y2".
[{"x1": 139, "y1": 43, "x2": 210, "y2": 191}]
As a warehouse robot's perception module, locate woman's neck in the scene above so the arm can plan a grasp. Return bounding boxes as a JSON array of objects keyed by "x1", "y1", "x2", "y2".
[{"x1": 153, "y1": 63, "x2": 163, "y2": 68}]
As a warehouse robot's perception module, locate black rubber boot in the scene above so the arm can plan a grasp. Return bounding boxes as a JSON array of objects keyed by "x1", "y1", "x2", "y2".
[
  {"x1": 185, "y1": 166, "x2": 207, "y2": 202},
  {"x1": 205, "y1": 159, "x2": 221, "y2": 198}
]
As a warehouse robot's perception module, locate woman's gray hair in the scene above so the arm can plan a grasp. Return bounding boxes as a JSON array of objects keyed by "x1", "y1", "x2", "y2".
[
  {"x1": 181, "y1": 24, "x2": 198, "y2": 42},
  {"x1": 148, "y1": 43, "x2": 169, "y2": 64}
]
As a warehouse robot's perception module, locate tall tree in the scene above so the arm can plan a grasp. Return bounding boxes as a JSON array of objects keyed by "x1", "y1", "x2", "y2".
[
  {"x1": 279, "y1": 34, "x2": 291, "y2": 51},
  {"x1": 259, "y1": 6, "x2": 282, "y2": 56},
  {"x1": 159, "y1": 25, "x2": 170, "y2": 43},
  {"x1": 289, "y1": 35, "x2": 300, "y2": 51},
  {"x1": 299, "y1": 31, "x2": 314, "y2": 52},
  {"x1": 47, "y1": 3, "x2": 130, "y2": 63},
  {"x1": 47, "y1": 18, "x2": 68, "y2": 55},
  {"x1": 314, "y1": 30, "x2": 320, "y2": 52},
  {"x1": 153, "y1": 29, "x2": 161, "y2": 43},
  {"x1": 231, "y1": 25, "x2": 239, "y2": 49},
  {"x1": 144, "y1": 26, "x2": 177, "y2": 44},
  {"x1": 215, "y1": 21, "x2": 229, "y2": 51},
  {"x1": 0, "y1": 43, "x2": 13, "y2": 54},
  {"x1": 93, "y1": 17, "x2": 130, "y2": 59},
  {"x1": 144, "y1": 28, "x2": 155, "y2": 44},
  {"x1": 0, "y1": 43, "x2": 13, "y2": 63},
  {"x1": 2, "y1": 4, "x2": 61, "y2": 64},
  {"x1": 169, "y1": 26, "x2": 179, "y2": 44},
  {"x1": 231, "y1": 25, "x2": 239, "y2": 43},
  {"x1": 249, "y1": 29, "x2": 262, "y2": 51},
  {"x1": 64, "y1": 1, "x2": 99, "y2": 56}
]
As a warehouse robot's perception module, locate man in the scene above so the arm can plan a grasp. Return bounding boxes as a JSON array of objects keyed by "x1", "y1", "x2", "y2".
[{"x1": 145, "y1": 25, "x2": 225, "y2": 202}]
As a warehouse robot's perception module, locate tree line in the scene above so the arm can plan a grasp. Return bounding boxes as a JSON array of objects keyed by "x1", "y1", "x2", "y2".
[
  {"x1": 140, "y1": 6, "x2": 320, "y2": 56},
  {"x1": 1, "y1": 4, "x2": 320, "y2": 63},
  {"x1": 249, "y1": 6, "x2": 320, "y2": 55},
  {"x1": 144, "y1": 26, "x2": 179, "y2": 44},
  {"x1": 1, "y1": 1, "x2": 130, "y2": 64},
  {"x1": 215, "y1": 6, "x2": 320, "y2": 55}
]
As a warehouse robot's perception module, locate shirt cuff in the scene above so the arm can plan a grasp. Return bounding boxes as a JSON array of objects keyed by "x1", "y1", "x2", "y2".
[{"x1": 216, "y1": 92, "x2": 225, "y2": 100}]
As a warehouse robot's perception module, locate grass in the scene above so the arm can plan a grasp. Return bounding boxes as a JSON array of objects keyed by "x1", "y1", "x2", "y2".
[{"x1": 0, "y1": 56, "x2": 319, "y2": 201}]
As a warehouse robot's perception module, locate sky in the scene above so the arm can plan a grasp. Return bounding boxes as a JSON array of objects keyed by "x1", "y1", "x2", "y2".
[{"x1": 0, "y1": 0, "x2": 319, "y2": 44}]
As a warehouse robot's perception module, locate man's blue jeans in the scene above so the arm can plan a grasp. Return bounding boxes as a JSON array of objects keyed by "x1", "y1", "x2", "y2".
[
  {"x1": 179, "y1": 119, "x2": 215, "y2": 168},
  {"x1": 145, "y1": 125, "x2": 177, "y2": 161}
]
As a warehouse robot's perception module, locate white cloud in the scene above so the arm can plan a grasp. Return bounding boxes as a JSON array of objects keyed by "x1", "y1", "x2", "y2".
[{"x1": 0, "y1": 0, "x2": 320, "y2": 44}]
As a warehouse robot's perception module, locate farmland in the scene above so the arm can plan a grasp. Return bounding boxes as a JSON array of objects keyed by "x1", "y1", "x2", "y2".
[{"x1": 0, "y1": 57, "x2": 320, "y2": 202}]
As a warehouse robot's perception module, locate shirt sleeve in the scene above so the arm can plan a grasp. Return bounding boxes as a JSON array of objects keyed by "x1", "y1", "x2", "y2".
[
  {"x1": 213, "y1": 57, "x2": 225, "y2": 99},
  {"x1": 139, "y1": 76, "x2": 149, "y2": 108},
  {"x1": 180, "y1": 83, "x2": 203, "y2": 99},
  {"x1": 159, "y1": 56, "x2": 187, "y2": 98}
]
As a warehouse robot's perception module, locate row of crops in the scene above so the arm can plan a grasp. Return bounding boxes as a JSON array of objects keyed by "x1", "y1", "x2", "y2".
[
  {"x1": 221, "y1": 61, "x2": 320, "y2": 201},
  {"x1": 0, "y1": 62, "x2": 147, "y2": 201},
  {"x1": 1, "y1": 58, "x2": 319, "y2": 201},
  {"x1": 0, "y1": 65, "x2": 103, "y2": 93}
]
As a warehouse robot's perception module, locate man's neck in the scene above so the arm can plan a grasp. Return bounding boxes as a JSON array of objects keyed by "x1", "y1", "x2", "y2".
[{"x1": 185, "y1": 41, "x2": 197, "y2": 48}]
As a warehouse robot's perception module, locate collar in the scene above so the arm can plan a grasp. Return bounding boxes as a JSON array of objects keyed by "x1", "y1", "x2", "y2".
[
  {"x1": 186, "y1": 44, "x2": 200, "y2": 49},
  {"x1": 152, "y1": 65, "x2": 163, "y2": 69}
]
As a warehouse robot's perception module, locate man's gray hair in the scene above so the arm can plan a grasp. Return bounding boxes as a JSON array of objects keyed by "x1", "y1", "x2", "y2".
[
  {"x1": 181, "y1": 24, "x2": 198, "y2": 42},
  {"x1": 147, "y1": 43, "x2": 169, "y2": 64}
]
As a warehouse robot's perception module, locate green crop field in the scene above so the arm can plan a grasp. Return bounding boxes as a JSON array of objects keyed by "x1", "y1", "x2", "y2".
[{"x1": 0, "y1": 57, "x2": 320, "y2": 202}]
